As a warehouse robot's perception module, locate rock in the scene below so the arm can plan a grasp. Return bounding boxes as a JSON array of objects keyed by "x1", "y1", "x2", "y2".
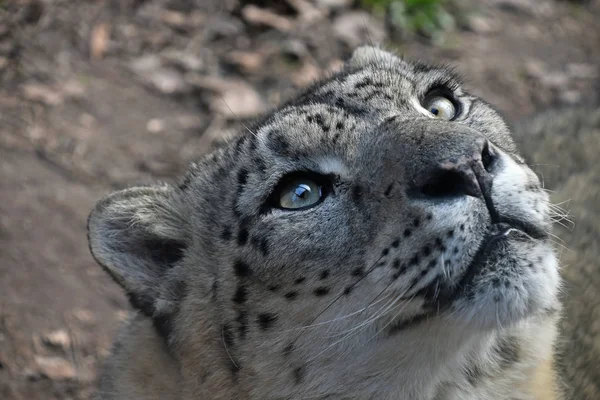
[
  {"x1": 287, "y1": 0, "x2": 324, "y2": 23},
  {"x1": 333, "y1": 11, "x2": 386, "y2": 49},
  {"x1": 291, "y1": 62, "x2": 321, "y2": 87},
  {"x1": 225, "y1": 51, "x2": 265, "y2": 74},
  {"x1": 495, "y1": 0, "x2": 555, "y2": 18},
  {"x1": 190, "y1": 76, "x2": 265, "y2": 119},
  {"x1": 33, "y1": 356, "x2": 76, "y2": 380},
  {"x1": 466, "y1": 15, "x2": 502, "y2": 34},
  {"x1": 22, "y1": 84, "x2": 63, "y2": 106},
  {"x1": 282, "y1": 39, "x2": 310, "y2": 62},
  {"x1": 42, "y1": 329, "x2": 71, "y2": 350},
  {"x1": 567, "y1": 63, "x2": 598, "y2": 80},
  {"x1": 203, "y1": 14, "x2": 245, "y2": 40},
  {"x1": 315, "y1": 0, "x2": 353, "y2": 11},
  {"x1": 90, "y1": 22, "x2": 111, "y2": 60},
  {"x1": 241, "y1": 5, "x2": 294, "y2": 32},
  {"x1": 162, "y1": 51, "x2": 204, "y2": 72},
  {"x1": 130, "y1": 55, "x2": 188, "y2": 95},
  {"x1": 560, "y1": 89, "x2": 582, "y2": 104},
  {"x1": 146, "y1": 118, "x2": 165, "y2": 133},
  {"x1": 72, "y1": 308, "x2": 94, "y2": 324}
]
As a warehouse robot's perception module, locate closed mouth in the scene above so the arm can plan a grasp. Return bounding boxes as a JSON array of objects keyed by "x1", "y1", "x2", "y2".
[{"x1": 442, "y1": 220, "x2": 547, "y2": 301}]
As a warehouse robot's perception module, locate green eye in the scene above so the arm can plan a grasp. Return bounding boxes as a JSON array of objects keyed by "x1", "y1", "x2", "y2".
[
  {"x1": 424, "y1": 95, "x2": 457, "y2": 120},
  {"x1": 278, "y1": 179, "x2": 323, "y2": 209}
]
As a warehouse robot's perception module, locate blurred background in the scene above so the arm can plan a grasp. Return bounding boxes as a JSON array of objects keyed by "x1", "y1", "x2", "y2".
[{"x1": 0, "y1": 0, "x2": 599, "y2": 399}]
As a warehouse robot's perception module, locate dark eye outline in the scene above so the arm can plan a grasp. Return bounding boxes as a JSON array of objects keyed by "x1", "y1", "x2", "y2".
[
  {"x1": 421, "y1": 86, "x2": 461, "y2": 121},
  {"x1": 267, "y1": 171, "x2": 334, "y2": 212}
]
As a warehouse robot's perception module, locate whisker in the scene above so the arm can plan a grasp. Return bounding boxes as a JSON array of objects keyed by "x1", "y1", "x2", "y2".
[
  {"x1": 273, "y1": 294, "x2": 392, "y2": 335},
  {"x1": 287, "y1": 252, "x2": 388, "y2": 348}
]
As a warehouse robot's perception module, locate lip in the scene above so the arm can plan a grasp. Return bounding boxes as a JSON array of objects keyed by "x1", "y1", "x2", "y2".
[
  {"x1": 452, "y1": 220, "x2": 547, "y2": 295},
  {"x1": 495, "y1": 217, "x2": 548, "y2": 241}
]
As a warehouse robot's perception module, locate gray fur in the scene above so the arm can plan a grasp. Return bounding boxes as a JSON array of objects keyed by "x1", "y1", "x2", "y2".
[{"x1": 88, "y1": 46, "x2": 562, "y2": 399}]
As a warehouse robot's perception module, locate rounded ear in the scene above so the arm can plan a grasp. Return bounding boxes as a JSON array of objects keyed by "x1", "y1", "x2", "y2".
[
  {"x1": 87, "y1": 184, "x2": 188, "y2": 319},
  {"x1": 348, "y1": 45, "x2": 403, "y2": 69}
]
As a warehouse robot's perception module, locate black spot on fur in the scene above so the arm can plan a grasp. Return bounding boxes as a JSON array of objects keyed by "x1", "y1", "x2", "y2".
[
  {"x1": 250, "y1": 235, "x2": 269, "y2": 256},
  {"x1": 384, "y1": 183, "x2": 394, "y2": 196},
  {"x1": 382, "y1": 248, "x2": 389, "y2": 257},
  {"x1": 293, "y1": 366, "x2": 304, "y2": 385},
  {"x1": 223, "y1": 323, "x2": 235, "y2": 346},
  {"x1": 294, "y1": 277, "x2": 306, "y2": 285},
  {"x1": 343, "y1": 286, "x2": 353, "y2": 295},
  {"x1": 465, "y1": 362, "x2": 483, "y2": 386},
  {"x1": 332, "y1": 132, "x2": 342, "y2": 144},
  {"x1": 351, "y1": 267, "x2": 364, "y2": 277},
  {"x1": 388, "y1": 313, "x2": 431, "y2": 335},
  {"x1": 237, "y1": 227, "x2": 249, "y2": 246},
  {"x1": 268, "y1": 284, "x2": 280, "y2": 292},
  {"x1": 233, "y1": 285, "x2": 248, "y2": 304},
  {"x1": 212, "y1": 280, "x2": 219, "y2": 299},
  {"x1": 153, "y1": 314, "x2": 174, "y2": 341},
  {"x1": 409, "y1": 255, "x2": 420, "y2": 265},
  {"x1": 314, "y1": 287, "x2": 330, "y2": 296},
  {"x1": 404, "y1": 229, "x2": 412, "y2": 237},
  {"x1": 392, "y1": 259, "x2": 401, "y2": 269},
  {"x1": 413, "y1": 217, "x2": 420, "y2": 227},
  {"x1": 384, "y1": 114, "x2": 398, "y2": 124},
  {"x1": 422, "y1": 246, "x2": 431, "y2": 257},
  {"x1": 320, "y1": 270, "x2": 330, "y2": 280},
  {"x1": 221, "y1": 227, "x2": 232, "y2": 241},
  {"x1": 352, "y1": 185, "x2": 363, "y2": 204},
  {"x1": 259, "y1": 237, "x2": 269, "y2": 256},
  {"x1": 233, "y1": 260, "x2": 252, "y2": 277},
  {"x1": 257, "y1": 313, "x2": 278, "y2": 330},
  {"x1": 392, "y1": 239, "x2": 400, "y2": 248},
  {"x1": 237, "y1": 168, "x2": 248, "y2": 187},
  {"x1": 336, "y1": 121, "x2": 344, "y2": 130},
  {"x1": 495, "y1": 336, "x2": 520, "y2": 369},
  {"x1": 354, "y1": 77, "x2": 373, "y2": 89},
  {"x1": 283, "y1": 343, "x2": 294, "y2": 357},
  {"x1": 267, "y1": 130, "x2": 289, "y2": 155},
  {"x1": 285, "y1": 291, "x2": 298, "y2": 300},
  {"x1": 314, "y1": 114, "x2": 330, "y2": 133}
]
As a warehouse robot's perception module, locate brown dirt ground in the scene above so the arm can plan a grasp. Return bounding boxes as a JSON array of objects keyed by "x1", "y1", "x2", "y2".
[{"x1": 0, "y1": 0, "x2": 599, "y2": 398}]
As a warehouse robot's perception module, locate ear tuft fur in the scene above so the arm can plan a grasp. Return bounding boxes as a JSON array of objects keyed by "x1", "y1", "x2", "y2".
[
  {"x1": 348, "y1": 45, "x2": 402, "y2": 69},
  {"x1": 87, "y1": 185, "x2": 187, "y2": 319}
]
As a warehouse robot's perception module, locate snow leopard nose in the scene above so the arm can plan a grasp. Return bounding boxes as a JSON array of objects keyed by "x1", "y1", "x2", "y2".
[{"x1": 414, "y1": 137, "x2": 498, "y2": 201}]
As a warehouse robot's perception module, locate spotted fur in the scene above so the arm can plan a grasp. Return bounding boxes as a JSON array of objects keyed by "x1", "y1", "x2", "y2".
[{"x1": 88, "y1": 46, "x2": 563, "y2": 399}]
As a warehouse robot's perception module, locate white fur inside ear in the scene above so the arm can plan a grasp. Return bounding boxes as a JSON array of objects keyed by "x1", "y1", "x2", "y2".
[{"x1": 348, "y1": 46, "x2": 400, "y2": 68}]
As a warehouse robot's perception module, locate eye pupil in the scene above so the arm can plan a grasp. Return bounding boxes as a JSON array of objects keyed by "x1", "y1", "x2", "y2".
[
  {"x1": 431, "y1": 107, "x2": 439, "y2": 115},
  {"x1": 293, "y1": 184, "x2": 310, "y2": 200}
]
